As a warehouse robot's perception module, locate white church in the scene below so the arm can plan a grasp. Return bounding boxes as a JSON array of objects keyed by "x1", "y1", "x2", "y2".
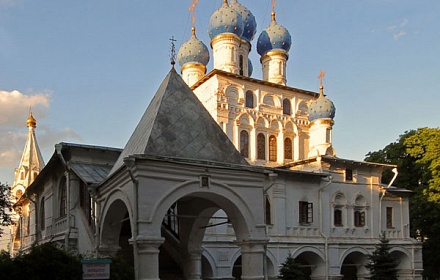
[{"x1": 9, "y1": 1, "x2": 423, "y2": 279}]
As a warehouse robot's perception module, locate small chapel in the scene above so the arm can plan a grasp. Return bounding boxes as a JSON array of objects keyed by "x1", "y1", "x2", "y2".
[{"x1": 9, "y1": 1, "x2": 422, "y2": 279}]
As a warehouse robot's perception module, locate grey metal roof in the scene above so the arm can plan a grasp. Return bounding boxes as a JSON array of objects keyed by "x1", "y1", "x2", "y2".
[
  {"x1": 69, "y1": 162, "x2": 114, "y2": 184},
  {"x1": 110, "y1": 68, "x2": 248, "y2": 175}
]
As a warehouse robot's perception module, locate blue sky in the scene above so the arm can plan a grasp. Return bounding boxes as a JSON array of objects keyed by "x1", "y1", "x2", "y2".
[{"x1": 0, "y1": 0, "x2": 439, "y2": 184}]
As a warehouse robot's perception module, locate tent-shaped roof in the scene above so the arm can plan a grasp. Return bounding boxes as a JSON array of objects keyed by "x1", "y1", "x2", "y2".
[{"x1": 110, "y1": 68, "x2": 248, "y2": 175}]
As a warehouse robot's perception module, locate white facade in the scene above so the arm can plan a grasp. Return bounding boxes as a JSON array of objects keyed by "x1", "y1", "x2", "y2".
[{"x1": 10, "y1": 1, "x2": 422, "y2": 280}]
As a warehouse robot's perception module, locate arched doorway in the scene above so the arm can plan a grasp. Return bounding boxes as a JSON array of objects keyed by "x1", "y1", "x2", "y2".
[
  {"x1": 147, "y1": 180, "x2": 266, "y2": 280},
  {"x1": 293, "y1": 250, "x2": 326, "y2": 279},
  {"x1": 340, "y1": 251, "x2": 368, "y2": 280},
  {"x1": 100, "y1": 198, "x2": 133, "y2": 265}
]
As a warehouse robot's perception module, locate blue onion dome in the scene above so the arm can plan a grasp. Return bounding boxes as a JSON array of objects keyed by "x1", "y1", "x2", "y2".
[
  {"x1": 208, "y1": 0, "x2": 244, "y2": 40},
  {"x1": 257, "y1": 12, "x2": 292, "y2": 56},
  {"x1": 308, "y1": 86, "x2": 336, "y2": 122},
  {"x1": 248, "y1": 59, "x2": 253, "y2": 76},
  {"x1": 177, "y1": 27, "x2": 210, "y2": 68},
  {"x1": 229, "y1": 0, "x2": 257, "y2": 42}
]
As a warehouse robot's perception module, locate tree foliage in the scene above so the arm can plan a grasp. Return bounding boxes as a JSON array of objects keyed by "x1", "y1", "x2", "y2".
[
  {"x1": 0, "y1": 243, "x2": 82, "y2": 280},
  {"x1": 405, "y1": 128, "x2": 440, "y2": 202},
  {"x1": 365, "y1": 127, "x2": 440, "y2": 278},
  {"x1": 278, "y1": 254, "x2": 309, "y2": 280},
  {"x1": 366, "y1": 234, "x2": 398, "y2": 280},
  {"x1": 0, "y1": 182, "x2": 13, "y2": 236},
  {"x1": 0, "y1": 244, "x2": 135, "y2": 280}
]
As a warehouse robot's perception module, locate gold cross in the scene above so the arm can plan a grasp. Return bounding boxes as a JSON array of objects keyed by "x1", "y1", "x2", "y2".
[{"x1": 318, "y1": 69, "x2": 325, "y2": 87}]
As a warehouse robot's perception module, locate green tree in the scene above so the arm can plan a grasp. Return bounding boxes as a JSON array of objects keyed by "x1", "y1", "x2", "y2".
[
  {"x1": 15, "y1": 243, "x2": 82, "y2": 280},
  {"x1": 405, "y1": 128, "x2": 440, "y2": 203},
  {"x1": 0, "y1": 182, "x2": 13, "y2": 236},
  {"x1": 366, "y1": 234, "x2": 398, "y2": 280},
  {"x1": 278, "y1": 254, "x2": 309, "y2": 280},
  {"x1": 365, "y1": 127, "x2": 440, "y2": 278}
]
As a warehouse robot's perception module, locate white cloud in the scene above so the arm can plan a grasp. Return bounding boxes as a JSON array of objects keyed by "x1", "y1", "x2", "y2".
[
  {"x1": 388, "y1": 18, "x2": 409, "y2": 41},
  {"x1": 0, "y1": 90, "x2": 82, "y2": 182},
  {"x1": 393, "y1": 30, "x2": 407, "y2": 41},
  {"x1": 0, "y1": 90, "x2": 50, "y2": 127}
]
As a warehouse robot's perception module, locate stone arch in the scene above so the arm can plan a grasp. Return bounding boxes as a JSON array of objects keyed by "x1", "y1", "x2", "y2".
[
  {"x1": 262, "y1": 94, "x2": 275, "y2": 106},
  {"x1": 270, "y1": 119, "x2": 281, "y2": 131},
  {"x1": 262, "y1": 93, "x2": 281, "y2": 107},
  {"x1": 99, "y1": 189, "x2": 133, "y2": 258},
  {"x1": 339, "y1": 247, "x2": 370, "y2": 279},
  {"x1": 284, "y1": 121, "x2": 297, "y2": 135},
  {"x1": 297, "y1": 100, "x2": 309, "y2": 115},
  {"x1": 390, "y1": 246, "x2": 412, "y2": 270},
  {"x1": 230, "y1": 248, "x2": 275, "y2": 279},
  {"x1": 225, "y1": 85, "x2": 239, "y2": 105},
  {"x1": 150, "y1": 180, "x2": 260, "y2": 241},
  {"x1": 354, "y1": 194, "x2": 367, "y2": 206},
  {"x1": 333, "y1": 191, "x2": 347, "y2": 205},
  {"x1": 256, "y1": 117, "x2": 268, "y2": 129},
  {"x1": 201, "y1": 251, "x2": 217, "y2": 279},
  {"x1": 238, "y1": 113, "x2": 254, "y2": 127},
  {"x1": 291, "y1": 247, "x2": 326, "y2": 277}
]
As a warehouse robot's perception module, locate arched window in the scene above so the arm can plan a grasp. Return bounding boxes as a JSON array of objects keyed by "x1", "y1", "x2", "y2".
[
  {"x1": 284, "y1": 138, "x2": 293, "y2": 160},
  {"x1": 60, "y1": 177, "x2": 67, "y2": 217},
  {"x1": 257, "y1": 133, "x2": 265, "y2": 160},
  {"x1": 334, "y1": 209, "x2": 343, "y2": 226},
  {"x1": 265, "y1": 197, "x2": 271, "y2": 225},
  {"x1": 354, "y1": 195, "x2": 367, "y2": 227},
  {"x1": 283, "y1": 99, "x2": 291, "y2": 115},
  {"x1": 245, "y1": 91, "x2": 254, "y2": 108},
  {"x1": 269, "y1": 135, "x2": 277, "y2": 162},
  {"x1": 240, "y1": 130, "x2": 249, "y2": 158},
  {"x1": 354, "y1": 211, "x2": 365, "y2": 227},
  {"x1": 40, "y1": 197, "x2": 45, "y2": 231},
  {"x1": 333, "y1": 193, "x2": 346, "y2": 227}
]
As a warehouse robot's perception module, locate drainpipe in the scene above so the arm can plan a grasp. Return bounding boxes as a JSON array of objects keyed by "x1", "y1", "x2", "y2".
[
  {"x1": 387, "y1": 168, "x2": 398, "y2": 188},
  {"x1": 263, "y1": 172, "x2": 278, "y2": 280},
  {"x1": 378, "y1": 189, "x2": 386, "y2": 235},
  {"x1": 124, "y1": 157, "x2": 139, "y2": 278},
  {"x1": 319, "y1": 175, "x2": 333, "y2": 280},
  {"x1": 56, "y1": 144, "x2": 71, "y2": 252},
  {"x1": 65, "y1": 171, "x2": 71, "y2": 252}
]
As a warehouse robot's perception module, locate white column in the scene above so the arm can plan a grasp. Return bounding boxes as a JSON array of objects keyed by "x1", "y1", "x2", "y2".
[
  {"x1": 132, "y1": 237, "x2": 164, "y2": 280},
  {"x1": 187, "y1": 249, "x2": 203, "y2": 280},
  {"x1": 237, "y1": 240, "x2": 267, "y2": 280}
]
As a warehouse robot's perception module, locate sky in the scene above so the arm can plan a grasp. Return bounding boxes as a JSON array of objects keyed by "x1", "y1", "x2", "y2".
[{"x1": 0, "y1": 0, "x2": 439, "y2": 185}]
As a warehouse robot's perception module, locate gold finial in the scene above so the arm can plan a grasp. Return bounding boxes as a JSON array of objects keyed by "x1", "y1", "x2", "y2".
[
  {"x1": 318, "y1": 69, "x2": 325, "y2": 95},
  {"x1": 272, "y1": 0, "x2": 277, "y2": 21},
  {"x1": 169, "y1": 36, "x2": 177, "y2": 67},
  {"x1": 27, "y1": 112, "x2": 37, "y2": 128},
  {"x1": 192, "y1": 26, "x2": 196, "y2": 36},
  {"x1": 224, "y1": 0, "x2": 228, "y2": 4}
]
